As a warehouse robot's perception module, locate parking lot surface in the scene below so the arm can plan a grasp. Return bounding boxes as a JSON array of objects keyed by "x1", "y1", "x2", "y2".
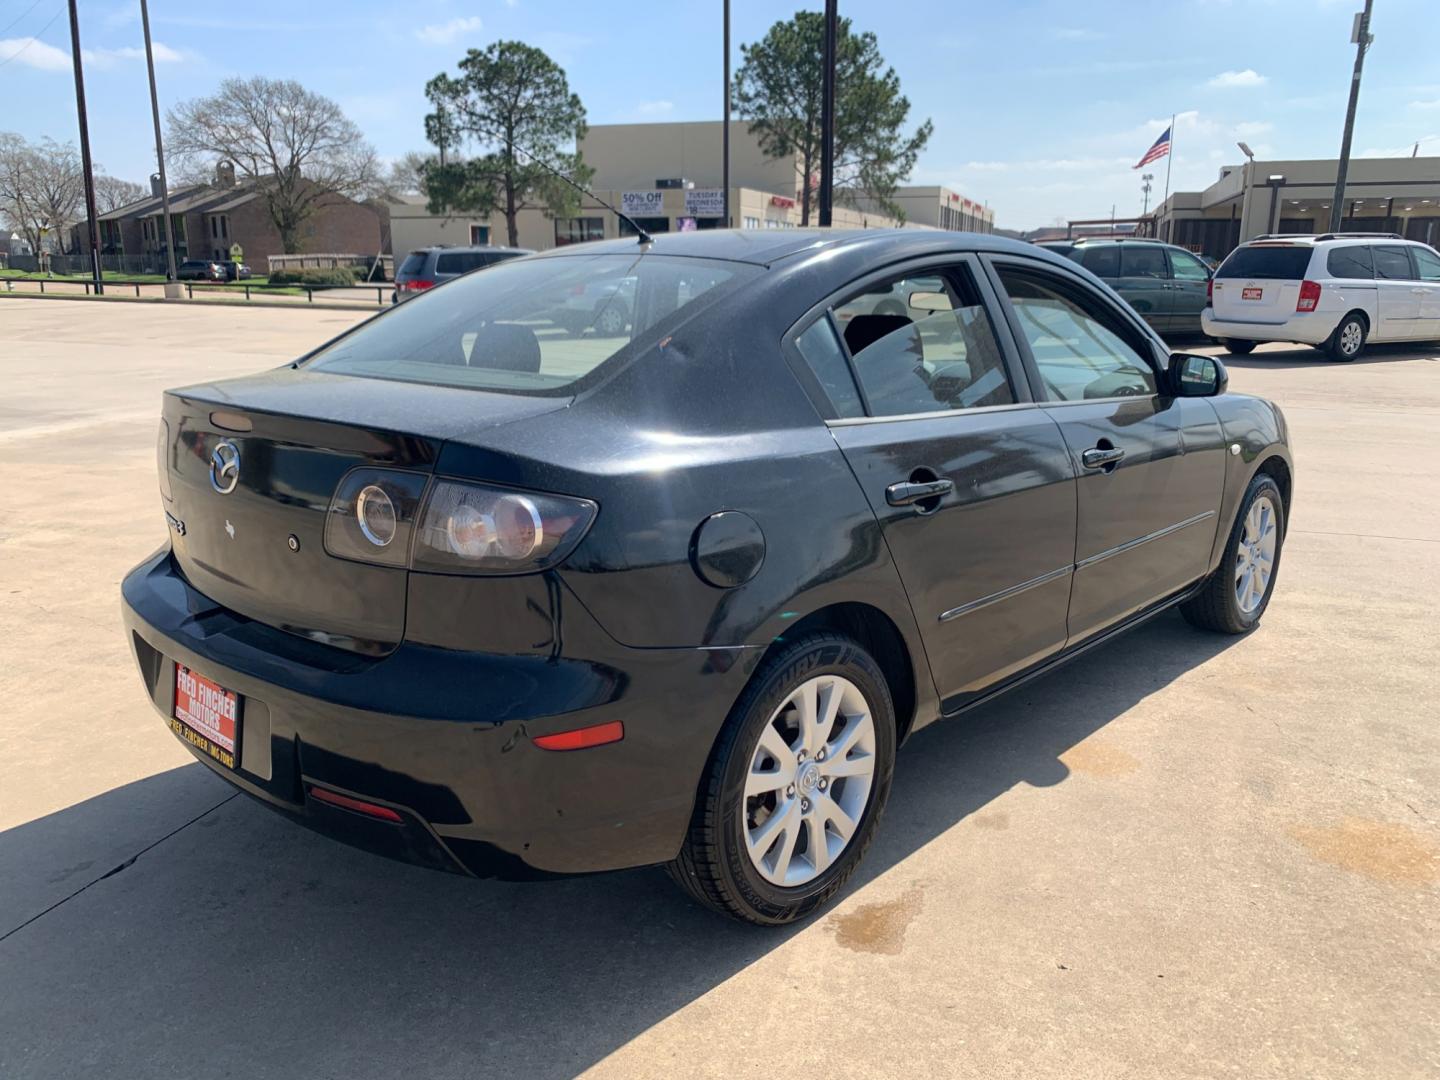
[{"x1": 1, "y1": 297, "x2": 1436, "y2": 1079}]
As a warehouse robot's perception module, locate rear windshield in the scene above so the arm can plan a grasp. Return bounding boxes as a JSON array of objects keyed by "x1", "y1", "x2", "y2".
[
  {"x1": 1216, "y1": 246, "x2": 1312, "y2": 280},
  {"x1": 306, "y1": 253, "x2": 757, "y2": 394},
  {"x1": 398, "y1": 252, "x2": 427, "y2": 276}
]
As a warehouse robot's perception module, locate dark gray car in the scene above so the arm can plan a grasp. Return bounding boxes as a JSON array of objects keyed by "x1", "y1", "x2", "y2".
[
  {"x1": 1043, "y1": 238, "x2": 1214, "y2": 336},
  {"x1": 393, "y1": 244, "x2": 532, "y2": 302}
]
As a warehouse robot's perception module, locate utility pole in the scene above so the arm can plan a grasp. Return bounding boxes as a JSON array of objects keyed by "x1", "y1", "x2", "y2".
[
  {"x1": 140, "y1": 0, "x2": 178, "y2": 287},
  {"x1": 66, "y1": 0, "x2": 103, "y2": 294},
  {"x1": 817, "y1": 0, "x2": 837, "y2": 227},
  {"x1": 1329, "y1": 0, "x2": 1374, "y2": 233},
  {"x1": 722, "y1": 0, "x2": 730, "y2": 228}
]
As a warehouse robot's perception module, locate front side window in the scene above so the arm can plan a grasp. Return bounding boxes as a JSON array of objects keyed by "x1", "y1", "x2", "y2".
[
  {"x1": 833, "y1": 270, "x2": 1013, "y2": 417},
  {"x1": 1374, "y1": 246, "x2": 1415, "y2": 281},
  {"x1": 306, "y1": 253, "x2": 755, "y2": 394},
  {"x1": 1412, "y1": 246, "x2": 1440, "y2": 282},
  {"x1": 1169, "y1": 249, "x2": 1211, "y2": 281},
  {"x1": 1326, "y1": 245, "x2": 1374, "y2": 279},
  {"x1": 997, "y1": 268, "x2": 1157, "y2": 402},
  {"x1": 1122, "y1": 246, "x2": 1169, "y2": 279}
]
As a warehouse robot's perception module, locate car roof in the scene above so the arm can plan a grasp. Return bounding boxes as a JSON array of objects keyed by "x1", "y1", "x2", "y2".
[
  {"x1": 419, "y1": 244, "x2": 533, "y2": 255},
  {"x1": 529, "y1": 228, "x2": 1050, "y2": 267},
  {"x1": 1239, "y1": 232, "x2": 1410, "y2": 247}
]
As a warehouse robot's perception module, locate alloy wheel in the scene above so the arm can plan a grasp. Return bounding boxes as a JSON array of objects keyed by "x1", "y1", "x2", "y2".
[
  {"x1": 1235, "y1": 495, "x2": 1278, "y2": 614},
  {"x1": 1340, "y1": 321, "x2": 1363, "y2": 356},
  {"x1": 742, "y1": 674, "x2": 877, "y2": 887}
]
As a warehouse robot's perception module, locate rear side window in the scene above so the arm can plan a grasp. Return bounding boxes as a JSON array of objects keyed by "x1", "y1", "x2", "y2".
[
  {"x1": 794, "y1": 319, "x2": 864, "y2": 419},
  {"x1": 1374, "y1": 246, "x2": 1415, "y2": 281},
  {"x1": 1121, "y1": 246, "x2": 1168, "y2": 279},
  {"x1": 1080, "y1": 247, "x2": 1120, "y2": 277},
  {"x1": 1216, "y1": 246, "x2": 1312, "y2": 280},
  {"x1": 1326, "y1": 246, "x2": 1373, "y2": 279},
  {"x1": 398, "y1": 252, "x2": 427, "y2": 276},
  {"x1": 436, "y1": 252, "x2": 487, "y2": 274}
]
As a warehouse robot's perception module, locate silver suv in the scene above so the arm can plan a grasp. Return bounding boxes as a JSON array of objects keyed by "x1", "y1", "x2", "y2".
[{"x1": 392, "y1": 245, "x2": 532, "y2": 303}]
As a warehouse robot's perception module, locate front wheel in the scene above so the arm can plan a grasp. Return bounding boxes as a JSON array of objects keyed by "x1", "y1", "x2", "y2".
[
  {"x1": 1180, "y1": 473, "x2": 1284, "y2": 634},
  {"x1": 1325, "y1": 314, "x2": 1366, "y2": 362},
  {"x1": 668, "y1": 633, "x2": 896, "y2": 925}
]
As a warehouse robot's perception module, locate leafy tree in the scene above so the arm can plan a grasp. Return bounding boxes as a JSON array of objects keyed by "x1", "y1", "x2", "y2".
[
  {"x1": 166, "y1": 77, "x2": 379, "y2": 252},
  {"x1": 422, "y1": 41, "x2": 591, "y2": 247},
  {"x1": 734, "y1": 12, "x2": 932, "y2": 224}
]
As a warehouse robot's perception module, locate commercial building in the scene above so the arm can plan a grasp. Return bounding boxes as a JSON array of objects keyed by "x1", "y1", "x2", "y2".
[
  {"x1": 1153, "y1": 155, "x2": 1440, "y2": 260},
  {"x1": 388, "y1": 121, "x2": 994, "y2": 260}
]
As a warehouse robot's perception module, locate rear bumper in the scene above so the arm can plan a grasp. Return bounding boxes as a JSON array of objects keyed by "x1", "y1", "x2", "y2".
[
  {"x1": 121, "y1": 547, "x2": 756, "y2": 878},
  {"x1": 1201, "y1": 308, "x2": 1334, "y2": 345}
]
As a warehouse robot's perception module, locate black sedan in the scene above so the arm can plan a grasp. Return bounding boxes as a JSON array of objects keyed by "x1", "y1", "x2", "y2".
[{"x1": 124, "y1": 229, "x2": 1293, "y2": 925}]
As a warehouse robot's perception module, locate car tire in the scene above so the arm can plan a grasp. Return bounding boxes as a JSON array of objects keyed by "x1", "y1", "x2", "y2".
[
  {"x1": 1180, "y1": 473, "x2": 1285, "y2": 635},
  {"x1": 1324, "y1": 313, "x2": 1366, "y2": 362},
  {"x1": 667, "y1": 632, "x2": 897, "y2": 925},
  {"x1": 594, "y1": 303, "x2": 628, "y2": 336},
  {"x1": 1223, "y1": 340, "x2": 1256, "y2": 355}
]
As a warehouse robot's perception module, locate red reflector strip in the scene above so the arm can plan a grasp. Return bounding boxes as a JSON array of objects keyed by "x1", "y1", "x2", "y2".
[
  {"x1": 533, "y1": 720, "x2": 625, "y2": 751},
  {"x1": 308, "y1": 786, "x2": 404, "y2": 822}
]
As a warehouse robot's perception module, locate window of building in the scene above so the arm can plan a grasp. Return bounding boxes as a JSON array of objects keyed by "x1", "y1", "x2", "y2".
[
  {"x1": 553, "y1": 217, "x2": 603, "y2": 246},
  {"x1": 743, "y1": 216, "x2": 760, "y2": 229},
  {"x1": 618, "y1": 216, "x2": 669, "y2": 238},
  {"x1": 469, "y1": 224, "x2": 490, "y2": 245}
]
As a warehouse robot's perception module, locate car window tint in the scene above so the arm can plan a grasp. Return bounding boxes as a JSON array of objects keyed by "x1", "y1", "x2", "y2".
[
  {"x1": 436, "y1": 252, "x2": 487, "y2": 274},
  {"x1": 997, "y1": 268, "x2": 1157, "y2": 402},
  {"x1": 1326, "y1": 246, "x2": 1374, "y2": 279},
  {"x1": 1122, "y1": 246, "x2": 1169, "y2": 279},
  {"x1": 1216, "y1": 246, "x2": 1311, "y2": 280},
  {"x1": 399, "y1": 252, "x2": 427, "y2": 275},
  {"x1": 1169, "y1": 250, "x2": 1211, "y2": 281},
  {"x1": 1372, "y1": 246, "x2": 1414, "y2": 281},
  {"x1": 837, "y1": 271, "x2": 1014, "y2": 417},
  {"x1": 1080, "y1": 246, "x2": 1119, "y2": 277},
  {"x1": 794, "y1": 319, "x2": 864, "y2": 419},
  {"x1": 1413, "y1": 247, "x2": 1440, "y2": 282}
]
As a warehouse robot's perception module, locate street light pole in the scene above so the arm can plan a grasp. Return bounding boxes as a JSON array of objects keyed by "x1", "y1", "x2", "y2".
[
  {"x1": 1329, "y1": 0, "x2": 1374, "y2": 233},
  {"x1": 140, "y1": 0, "x2": 178, "y2": 286},
  {"x1": 817, "y1": 0, "x2": 837, "y2": 227},
  {"x1": 66, "y1": 0, "x2": 103, "y2": 295},
  {"x1": 722, "y1": 0, "x2": 730, "y2": 228}
]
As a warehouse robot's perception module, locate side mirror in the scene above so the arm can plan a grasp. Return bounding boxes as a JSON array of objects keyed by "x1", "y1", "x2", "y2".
[{"x1": 1168, "y1": 352, "x2": 1228, "y2": 397}]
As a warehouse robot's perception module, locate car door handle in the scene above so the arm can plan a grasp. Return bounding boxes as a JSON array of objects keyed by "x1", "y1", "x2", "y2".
[
  {"x1": 1081, "y1": 446, "x2": 1126, "y2": 470},
  {"x1": 885, "y1": 479, "x2": 954, "y2": 506}
]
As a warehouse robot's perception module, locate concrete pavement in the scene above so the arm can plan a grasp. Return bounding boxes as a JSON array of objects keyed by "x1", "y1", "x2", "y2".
[{"x1": 0, "y1": 298, "x2": 1435, "y2": 1079}]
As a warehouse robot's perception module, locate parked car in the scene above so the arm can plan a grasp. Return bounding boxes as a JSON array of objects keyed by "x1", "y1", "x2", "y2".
[
  {"x1": 176, "y1": 259, "x2": 225, "y2": 282},
  {"x1": 124, "y1": 229, "x2": 1293, "y2": 925},
  {"x1": 220, "y1": 260, "x2": 251, "y2": 281},
  {"x1": 1051, "y1": 237, "x2": 1215, "y2": 336},
  {"x1": 1203, "y1": 233, "x2": 1440, "y2": 361},
  {"x1": 393, "y1": 244, "x2": 532, "y2": 302}
]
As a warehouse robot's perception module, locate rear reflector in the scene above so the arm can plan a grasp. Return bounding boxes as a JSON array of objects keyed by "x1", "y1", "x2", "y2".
[
  {"x1": 1296, "y1": 279, "x2": 1322, "y2": 312},
  {"x1": 309, "y1": 785, "x2": 404, "y2": 822},
  {"x1": 533, "y1": 720, "x2": 625, "y2": 751}
]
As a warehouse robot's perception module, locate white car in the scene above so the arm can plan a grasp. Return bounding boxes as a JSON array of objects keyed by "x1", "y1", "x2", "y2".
[{"x1": 1202, "y1": 233, "x2": 1440, "y2": 361}]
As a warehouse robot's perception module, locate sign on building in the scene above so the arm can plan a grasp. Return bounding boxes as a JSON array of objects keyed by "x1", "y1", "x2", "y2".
[
  {"x1": 684, "y1": 189, "x2": 726, "y2": 218},
  {"x1": 621, "y1": 191, "x2": 665, "y2": 217}
]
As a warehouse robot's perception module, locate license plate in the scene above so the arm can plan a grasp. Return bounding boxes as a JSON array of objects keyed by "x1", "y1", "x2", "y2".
[
  {"x1": 1242, "y1": 287, "x2": 1264, "y2": 300},
  {"x1": 171, "y1": 665, "x2": 242, "y2": 770}
]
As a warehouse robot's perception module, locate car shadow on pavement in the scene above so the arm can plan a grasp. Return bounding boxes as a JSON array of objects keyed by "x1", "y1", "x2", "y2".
[
  {"x1": 0, "y1": 610, "x2": 1239, "y2": 1080},
  {"x1": 1217, "y1": 342, "x2": 1437, "y2": 367}
]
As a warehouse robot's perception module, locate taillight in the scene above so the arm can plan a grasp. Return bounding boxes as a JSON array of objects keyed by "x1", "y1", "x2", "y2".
[
  {"x1": 401, "y1": 279, "x2": 435, "y2": 292},
  {"x1": 1297, "y1": 279, "x2": 1321, "y2": 312},
  {"x1": 1206, "y1": 277, "x2": 1213, "y2": 303}
]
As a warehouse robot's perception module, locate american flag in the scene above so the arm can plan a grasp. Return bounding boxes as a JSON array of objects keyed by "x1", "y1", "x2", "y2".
[{"x1": 1134, "y1": 126, "x2": 1172, "y2": 169}]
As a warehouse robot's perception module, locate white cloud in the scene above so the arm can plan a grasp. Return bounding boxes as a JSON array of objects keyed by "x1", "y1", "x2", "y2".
[
  {"x1": 636, "y1": 100, "x2": 673, "y2": 116},
  {"x1": 0, "y1": 37, "x2": 72, "y2": 72},
  {"x1": 1410, "y1": 99, "x2": 1440, "y2": 110},
  {"x1": 83, "y1": 42, "x2": 185, "y2": 67},
  {"x1": 1051, "y1": 27, "x2": 1105, "y2": 41},
  {"x1": 414, "y1": 15, "x2": 483, "y2": 45},
  {"x1": 1207, "y1": 69, "x2": 1267, "y2": 89}
]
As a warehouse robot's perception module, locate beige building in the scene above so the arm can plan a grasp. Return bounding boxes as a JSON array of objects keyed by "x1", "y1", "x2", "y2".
[
  {"x1": 1153, "y1": 155, "x2": 1440, "y2": 260},
  {"x1": 388, "y1": 120, "x2": 995, "y2": 260}
]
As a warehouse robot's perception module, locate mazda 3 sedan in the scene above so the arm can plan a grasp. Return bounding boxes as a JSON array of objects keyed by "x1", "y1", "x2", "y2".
[{"x1": 123, "y1": 229, "x2": 1293, "y2": 925}]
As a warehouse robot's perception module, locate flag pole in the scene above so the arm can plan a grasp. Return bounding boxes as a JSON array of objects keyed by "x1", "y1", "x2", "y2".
[{"x1": 1163, "y1": 113, "x2": 1175, "y2": 203}]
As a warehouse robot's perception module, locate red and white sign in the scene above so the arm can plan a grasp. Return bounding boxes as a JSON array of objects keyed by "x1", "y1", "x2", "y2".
[
  {"x1": 173, "y1": 665, "x2": 240, "y2": 768},
  {"x1": 1242, "y1": 287, "x2": 1264, "y2": 300}
]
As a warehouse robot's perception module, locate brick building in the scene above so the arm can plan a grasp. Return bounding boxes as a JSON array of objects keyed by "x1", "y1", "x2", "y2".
[{"x1": 75, "y1": 162, "x2": 385, "y2": 271}]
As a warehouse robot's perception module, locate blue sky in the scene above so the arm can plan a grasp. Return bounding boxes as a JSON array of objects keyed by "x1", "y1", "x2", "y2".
[{"x1": 1, "y1": 0, "x2": 1436, "y2": 229}]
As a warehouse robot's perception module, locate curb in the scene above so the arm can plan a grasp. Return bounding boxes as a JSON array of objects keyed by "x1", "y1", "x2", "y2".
[{"x1": 0, "y1": 290, "x2": 385, "y2": 314}]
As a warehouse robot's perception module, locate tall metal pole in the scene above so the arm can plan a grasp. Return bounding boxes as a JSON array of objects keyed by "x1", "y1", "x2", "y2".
[
  {"x1": 722, "y1": 0, "x2": 730, "y2": 228},
  {"x1": 66, "y1": 0, "x2": 103, "y2": 294},
  {"x1": 817, "y1": 0, "x2": 837, "y2": 227},
  {"x1": 140, "y1": 0, "x2": 178, "y2": 284},
  {"x1": 1329, "y1": 0, "x2": 1373, "y2": 233}
]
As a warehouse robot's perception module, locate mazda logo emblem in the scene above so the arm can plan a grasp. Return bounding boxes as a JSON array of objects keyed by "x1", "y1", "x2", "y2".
[{"x1": 210, "y1": 440, "x2": 241, "y2": 494}]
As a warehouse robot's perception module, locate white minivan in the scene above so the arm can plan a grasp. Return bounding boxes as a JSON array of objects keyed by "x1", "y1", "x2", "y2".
[{"x1": 1202, "y1": 233, "x2": 1440, "y2": 361}]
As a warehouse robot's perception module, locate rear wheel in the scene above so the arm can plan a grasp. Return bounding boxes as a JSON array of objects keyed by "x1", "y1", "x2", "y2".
[
  {"x1": 1223, "y1": 339, "x2": 1256, "y2": 355},
  {"x1": 594, "y1": 302, "x2": 628, "y2": 336},
  {"x1": 1180, "y1": 473, "x2": 1284, "y2": 634},
  {"x1": 668, "y1": 633, "x2": 896, "y2": 925},
  {"x1": 1324, "y1": 313, "x2": 1366, "y2": 362}
]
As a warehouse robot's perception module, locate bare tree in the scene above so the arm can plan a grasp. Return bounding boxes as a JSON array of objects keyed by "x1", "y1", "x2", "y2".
[
  {"x1": 94, "y1": 175, "x2": 148, "y2": 213},
  {"x1": 166, "y1": 77, "x2": 379, "y2": 252},
  {"x1": 365, "y1": 151, "x2": 431, "y2": 201},
  {"x1": 0, "y1": 133, "x2": 86, "y2": 253}
]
